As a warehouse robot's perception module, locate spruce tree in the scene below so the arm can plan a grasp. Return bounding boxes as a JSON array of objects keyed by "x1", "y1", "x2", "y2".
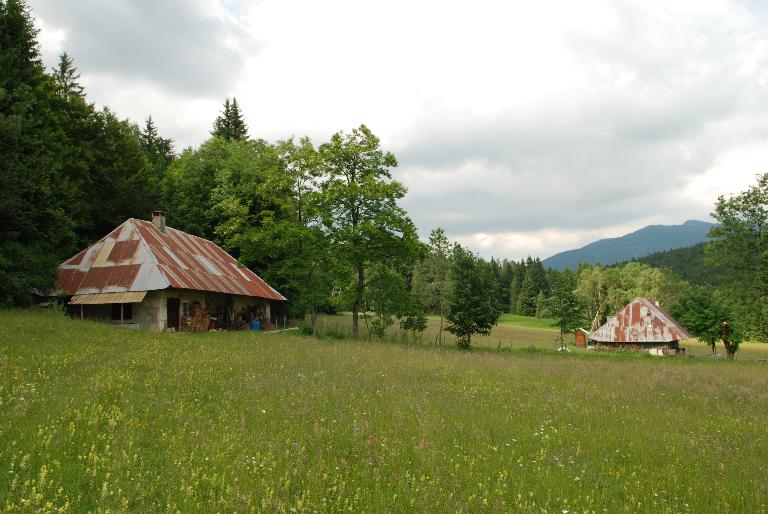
[
  {"x1": 52, "y1": 51, "x2": 84, "y2": 100},
  {"x1": 498, "y1": 259, "x2": 514, "y2": 311},
  {"x1": 140, "y1": 115, "x2": 174, "y2": 184},
  {"x1": 228, "y1": 97, "x2": 248, "y2": 141},
  {"x1": 517, "y1": 258, "x2": 549, "y2": 316},
  {"x1": 509, "y1": 260, "x2": 525, "y2": 314},
  {"x1": 211, "y1": 97, "x2": 248, "y2": 141},
  {"x1": 0, "y1": 0, "x2": 75, "y2": 305},
  {"x1": 211, "y1": 98, "x2": 231, "y2": 139}
]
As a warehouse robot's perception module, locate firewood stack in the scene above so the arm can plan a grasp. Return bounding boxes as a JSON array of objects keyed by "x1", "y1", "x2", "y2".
[{"x1": 180, "y1": 303, "x2": 210, "y2": 332}]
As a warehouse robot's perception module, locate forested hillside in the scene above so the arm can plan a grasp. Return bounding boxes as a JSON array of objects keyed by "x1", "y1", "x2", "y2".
[
  {"x1": 629, "y1": 243, "x2": 727, "y2": 286},
  {"x1": 542, "y1": 220, "x2": 714, "y2": 270}
]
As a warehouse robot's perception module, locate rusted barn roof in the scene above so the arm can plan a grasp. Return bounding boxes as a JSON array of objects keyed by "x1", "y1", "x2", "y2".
[
  {"x1": 56, "y1": 217, "x2": 286, "y2": 301},
  {"x1": 589, "y1": 297, "x2": 691, "y2": 343}
]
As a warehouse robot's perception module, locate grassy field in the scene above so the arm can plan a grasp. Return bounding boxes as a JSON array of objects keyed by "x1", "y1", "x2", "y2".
[
  {"x1": 310, "y1": 313, "x2": 562, "y2": 350},
  {"x1": 310, "y1": 312, "x2": 768, "y2": 360},
  {"x1": 2, "y1": 310, "x2": 768, "y2": 512}
]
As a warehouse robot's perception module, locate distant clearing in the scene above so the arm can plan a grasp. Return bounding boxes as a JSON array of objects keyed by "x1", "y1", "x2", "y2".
[{"x1": 312, "y1": 313, "x2": 768, "y2": 360}]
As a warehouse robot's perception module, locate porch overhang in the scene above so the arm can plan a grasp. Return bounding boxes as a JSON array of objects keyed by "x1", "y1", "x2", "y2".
[{"x1": 69, "y1": 291, "x2": 147, "y2": 304}]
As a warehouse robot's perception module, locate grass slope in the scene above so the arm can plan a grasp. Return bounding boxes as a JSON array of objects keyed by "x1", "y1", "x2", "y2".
[{"x1": 2, "y1": 310, "x2": 768, "y2": 512}]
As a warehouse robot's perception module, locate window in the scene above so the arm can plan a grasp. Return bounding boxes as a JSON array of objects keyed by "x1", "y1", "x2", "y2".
[{"x1": 111, "y1": 303, "x2": 133, "y2": 321}]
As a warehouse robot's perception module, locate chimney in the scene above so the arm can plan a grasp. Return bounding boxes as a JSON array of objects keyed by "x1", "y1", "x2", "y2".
[{"x1": 152, "y1": 211, "x2": 166, "y2": 233}]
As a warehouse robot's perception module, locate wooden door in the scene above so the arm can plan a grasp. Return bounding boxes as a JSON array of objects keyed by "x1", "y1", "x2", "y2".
[{"x1": 167, "y1": 297, "x2": 180, "y2": 331}]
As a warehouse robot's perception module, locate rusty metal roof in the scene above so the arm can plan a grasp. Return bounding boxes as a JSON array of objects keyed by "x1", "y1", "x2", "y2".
[
  {"x1": 589, "y1": 297, "x2": 691, "y2": 343},
  {"x1": 56, "y1": 218, "x2": 286, "y2": 301}
]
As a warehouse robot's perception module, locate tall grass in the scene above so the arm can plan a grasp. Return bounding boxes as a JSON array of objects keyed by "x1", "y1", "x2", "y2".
[{"x1": 2, "y1": 310, "x2": 768, "y2": 512}]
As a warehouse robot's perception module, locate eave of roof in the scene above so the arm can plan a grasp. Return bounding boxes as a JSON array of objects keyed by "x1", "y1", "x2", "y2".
[{"x1": 56, "y1": 218, "x2": 286, "y2": 301}]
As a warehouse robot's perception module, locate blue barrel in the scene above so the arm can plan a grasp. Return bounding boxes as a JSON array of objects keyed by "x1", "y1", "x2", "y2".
[{"x1": 249, "y1": 320, "x2": 261, "y2": 331}]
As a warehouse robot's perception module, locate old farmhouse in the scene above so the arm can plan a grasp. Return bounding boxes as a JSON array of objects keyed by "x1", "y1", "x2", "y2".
[
  {"x1": 55, "y1": 212, "x2": 286, "y2": 331},
  {"x1": 589, "y1": 297, "x2": 691, "y2": 354}
]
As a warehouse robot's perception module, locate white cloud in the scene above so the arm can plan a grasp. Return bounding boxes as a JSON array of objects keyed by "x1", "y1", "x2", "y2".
[
  {"x1": 27, "y1": 0, "x2": 768, "y2": 259},
  {"x1": 454, "y1": 222, "x2": 646, "y2": 261}
]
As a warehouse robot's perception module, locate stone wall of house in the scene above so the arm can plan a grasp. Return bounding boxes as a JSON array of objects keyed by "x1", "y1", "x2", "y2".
[
  {"x1": 133, "y1": 290, "x2": 167, "y2": 331},
  {"x1": 592, "y1": 341, "x2": 678, "y2": 352},
  {"x1": 75, "y1": 289, "x2": 275, "y2": 332}
]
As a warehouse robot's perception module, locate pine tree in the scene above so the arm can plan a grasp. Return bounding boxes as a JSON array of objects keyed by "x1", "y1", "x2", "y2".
[
  {"x1": 0, "y1": 0, "x2": 75, "y2": 305},
  {"x1": 228, "y1": 97, "x2": 248, "y2": 141},
  {"x1": 211, "y1": 97, "x2": 248, "y2": 141},
  {"x1": 509, "y1": 260, "x2": 525, "y2": 314},
  {"x1": 211, "y1": 98, "x2": 231, "y2": 139},
  {"x1": 52, "y1": 51, "x2": 84, "y2": 100},
  {"x1": 517, "y1": 258, "x2": 549, "y2": 316},
  {"x1": 498, "y1": 259, "x2": 514, "y2": 311},
  {"x1": 140, "y1": 115, "x2": 174, "y2": 184},
  {"x1": 141, "y1": 115, "x2": 159, "y2": 148},
  {"x1": 0, "y1": 0, "x2": 42, "y2": 91}
]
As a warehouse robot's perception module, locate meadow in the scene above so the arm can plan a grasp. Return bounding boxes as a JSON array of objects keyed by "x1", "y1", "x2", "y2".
[
  {"x1": 2, "y1": 310, "x2": 768, "y2": 512},
  {"x1": 310, "y1": 312, "x2": 768, "y2": 360}
]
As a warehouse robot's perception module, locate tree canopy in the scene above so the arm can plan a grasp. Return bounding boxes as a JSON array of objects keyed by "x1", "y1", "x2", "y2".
[
  {"x1": 318, "y1": 125, "x2": 421, "y2": 339},
  {"x1": 211, "y1": 97, "x2": 248, "y2": 142},
  {"x1": 445, "y1": 245, "x2": 502, "y2": 349}
]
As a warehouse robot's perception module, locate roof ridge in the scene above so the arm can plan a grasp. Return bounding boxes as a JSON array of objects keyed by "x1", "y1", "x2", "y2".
[
  {"x1": 132, "y1": 218, "x2": 224, "y2": 249},
  {"x1": 127, "y1": 218, "x2": 160, "y2": 266}
]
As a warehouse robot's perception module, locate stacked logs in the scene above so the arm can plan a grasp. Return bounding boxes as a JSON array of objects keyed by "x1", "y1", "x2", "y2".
[{"x1": 180, "y1": 303, "x2": 210, "y2": 332}]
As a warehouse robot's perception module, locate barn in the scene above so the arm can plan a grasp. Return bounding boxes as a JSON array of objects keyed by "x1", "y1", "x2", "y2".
[
  {"x1": 589, "y1": 297, "x2": 691, "y2": 355},
  {"x1": 55, "y1": 211, "x2": 286, "y2": 332}
]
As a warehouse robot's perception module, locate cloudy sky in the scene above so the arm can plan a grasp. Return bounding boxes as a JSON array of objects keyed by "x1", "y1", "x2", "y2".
[{"x1": 30, "y1": 0, "x2": 768, "y2": 259}]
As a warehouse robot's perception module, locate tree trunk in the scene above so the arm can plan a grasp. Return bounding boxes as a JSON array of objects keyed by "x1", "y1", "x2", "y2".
[
  {"x1": 722, "y1": 322, "x2": 735, "y2": 359},
  {"x1": 352, "y1": 265, "x2": 364, "y2": 339},
  {"x1": 352, "y1": 302, "x2": 359, "y2": 339},
  {"x1": 590, "y1": 310, "x2": 601, "y2": 332},
  {"x1": 438, "y1": 310, "x2": 444, "y2": 346},
  {"x1": 311, "y1": 304, "x2": 318, "y2": 338}
]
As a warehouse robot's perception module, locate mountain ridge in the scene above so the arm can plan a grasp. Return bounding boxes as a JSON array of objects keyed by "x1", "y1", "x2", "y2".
[{"x1": 541, "y1": 220, "x2": 715, "y2": 270}]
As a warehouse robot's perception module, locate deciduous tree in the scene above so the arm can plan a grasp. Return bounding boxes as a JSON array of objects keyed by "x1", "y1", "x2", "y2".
[
  {"x1": 445, "y1": 245, "x2": 502, "y2": 349},
  {"x1": 671, "y1": 287, "x2": 743, "y2": 358},
  {"x1": 547, "y1": 269, "x2": 584, "y2": 350},
  {"x1": 318, "y1": 125, "x2": 420, "y2": 339},
  {"x1": 706, "y1": 172, "x2": 768, "y2": 340}
]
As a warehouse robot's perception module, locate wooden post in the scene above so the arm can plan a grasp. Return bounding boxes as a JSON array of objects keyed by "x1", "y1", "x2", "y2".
[
  {"x1": 80, "y1": 304, "x2": 83, "y2": 320},
  {"x1": 120, "y1": 303, "x2": 124, "y2": 324}
]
